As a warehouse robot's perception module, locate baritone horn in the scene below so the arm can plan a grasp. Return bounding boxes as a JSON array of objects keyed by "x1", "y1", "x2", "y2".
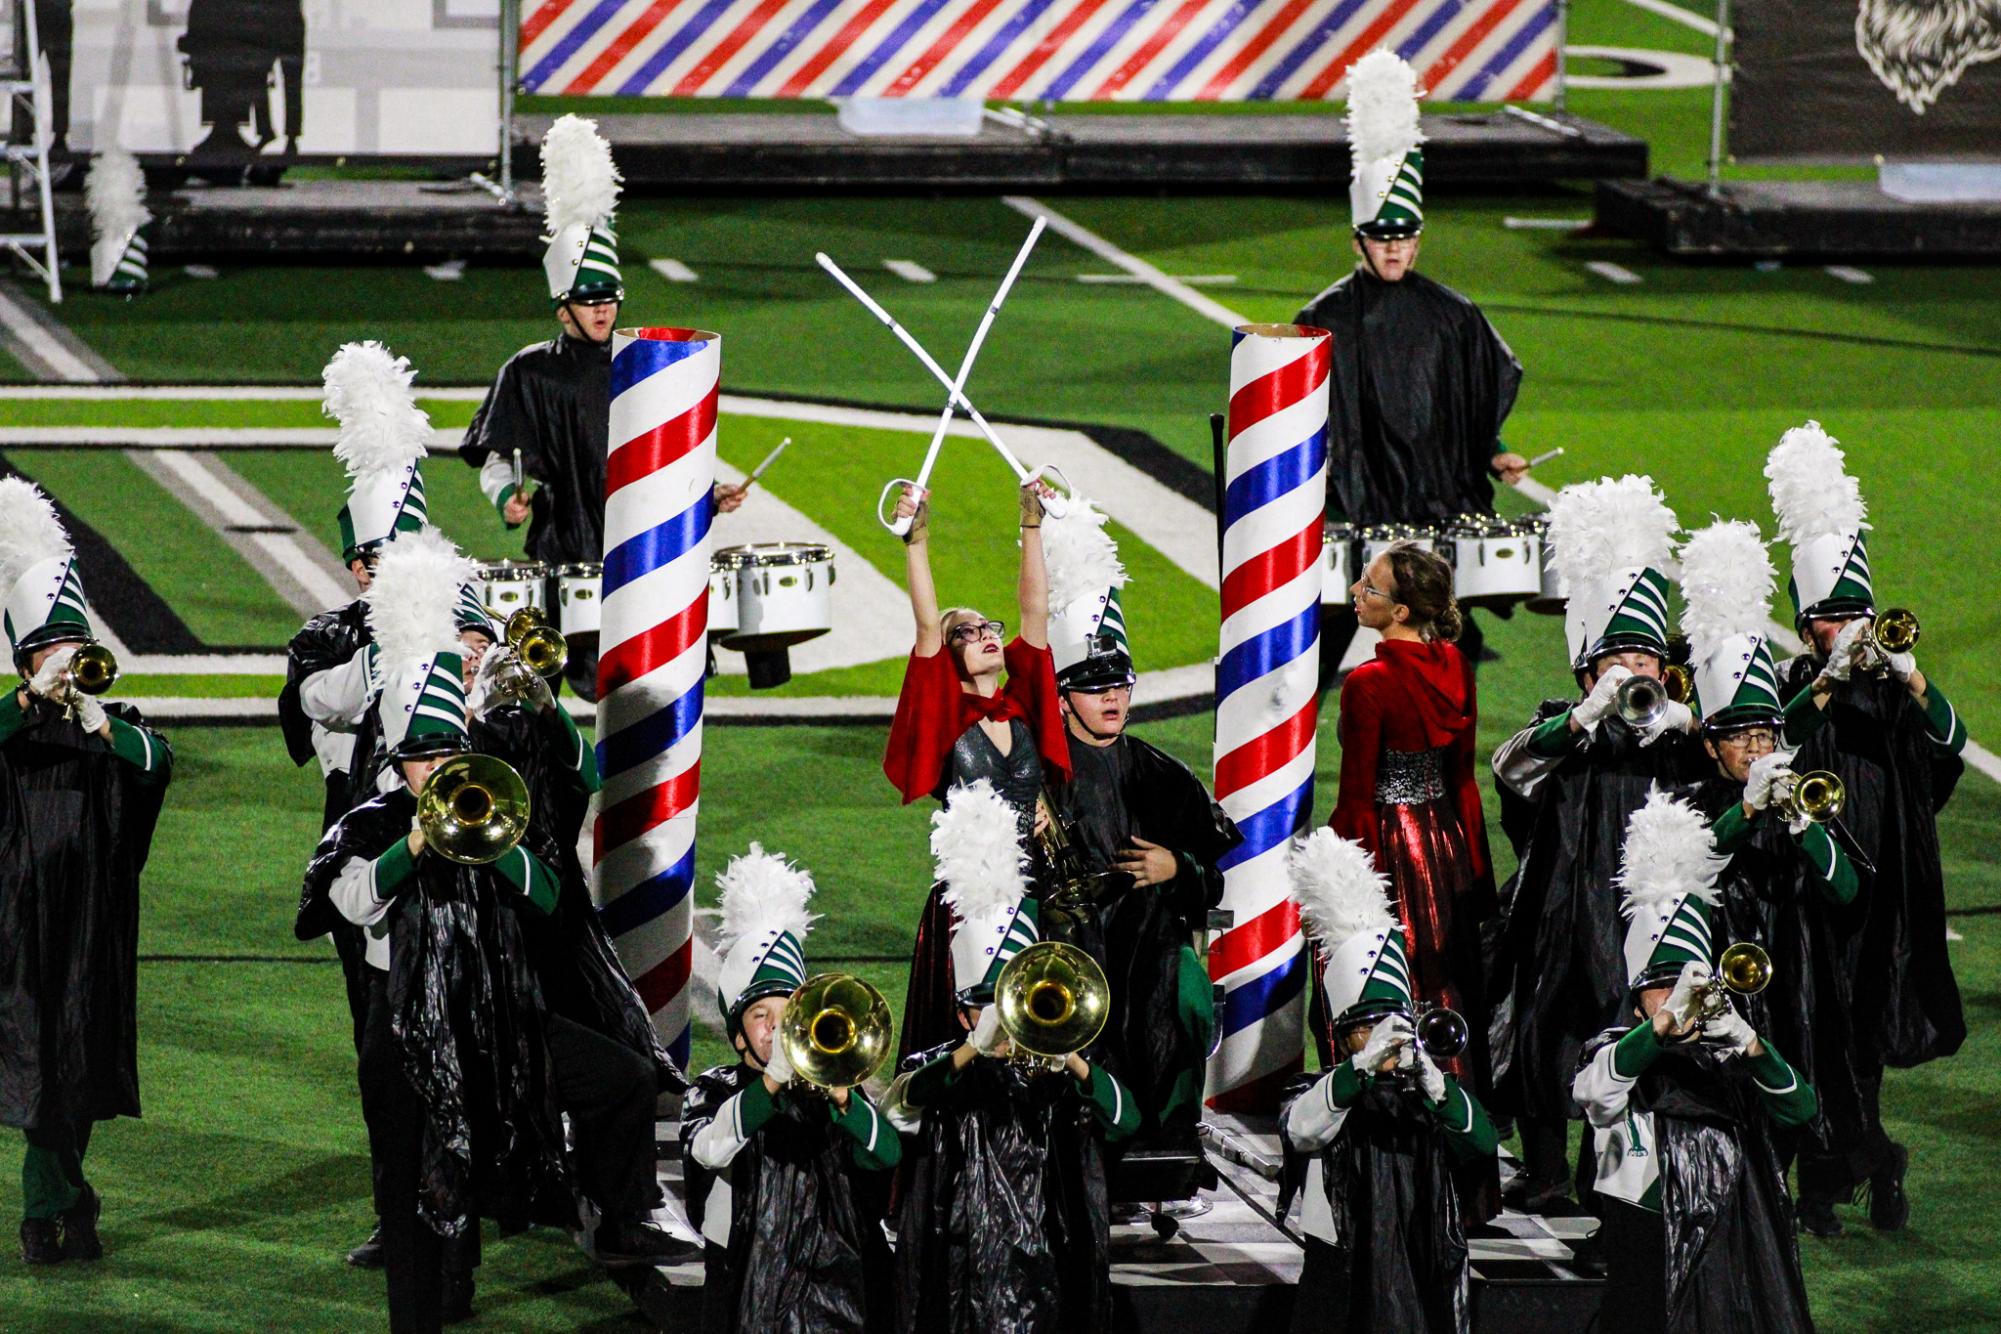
[
  {"x1": 1675, "y1": 941, "x2": 1773, "y2": 1028},
  {"x1": 58, "y1": 641, "x2": 119, "y2": 696},
  {"x1": 505, "y1": 606, "x2": 568, "y2": 677},
  {"x1": 1615, "y1": 666, "x2": 1689, "y2": 729},
  {"x1": 779, "y1": 973, "x2": 894, "y2": 1093},
  {"x1": 1871, "y1": 608, "x2": 1920, "y2": 656},
  {"x1": 416, "y1": 753, "x2": 531, "y2": 865},
  {"x1": 995, "y1": 940, "x2": 1110, "y2": 1067},
  {"x1": 1773, "y1": 769, "x2": 1845, "y2": 826}
]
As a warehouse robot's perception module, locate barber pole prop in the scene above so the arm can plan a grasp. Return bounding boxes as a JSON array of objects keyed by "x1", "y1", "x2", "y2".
[
  {"x1": 1207, "y1": 323, "x2": 1331, "y2": 1113},
  {"x1": 593, "y1": 327, "x2": 721, "y2": 1066}
]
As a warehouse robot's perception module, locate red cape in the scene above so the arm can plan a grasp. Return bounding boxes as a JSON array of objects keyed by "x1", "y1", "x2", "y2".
[{"x1": 882, "y1": 636, "x2": 1072, "y2": 804}]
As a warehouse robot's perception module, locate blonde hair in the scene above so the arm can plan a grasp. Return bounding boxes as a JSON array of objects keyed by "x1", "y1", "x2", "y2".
[{"x1": 939, "y1": 606, "x2": 983, "y2": 640}]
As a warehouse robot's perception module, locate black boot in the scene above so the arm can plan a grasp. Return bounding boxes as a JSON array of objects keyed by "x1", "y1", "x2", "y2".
[
  {"x1": 19, "y1": 1218, "x2": 62, "y2": 1265},
  {"x1": 442, "y1": 1269, "x2": 475, "y2": 1324},
  {"x1": 60, "y1": 1187, "x2": 101, "y2": 1261},
  {"x1": 1797, "y1": 1195, "x2": 1843, "y2": 1238},
  {"x1": 1868, "y1": 1143, "x2": 1910, "y2": 1232},
  {"x1": 345, "y1": 1222, "x2": 385, "y2": 1268},
  {"x1": 595, "y1": 1216, "x2": 700, "y2": 1266}
]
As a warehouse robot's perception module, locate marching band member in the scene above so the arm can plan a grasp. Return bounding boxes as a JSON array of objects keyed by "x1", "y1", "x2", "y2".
[
  {"x1": 1281, "y1": 830, "x2": 1498, "y2": 1334},
  {"x1": 1767, "y1": 422, "x2": 1965, "y2": 1233},
  {"x1": 297, "y1": 535, "x2": 570, "y2": 1333},
  {"x1": 885, "y1": 480, "x2": 1072, "y2": 1058},
  {"x1": 1573, "y1": 789, "x2": 1818, "y2": 1334},
  {"x1": 1489, "y1": 475, "x2": 1704, "y2": 1213},
  {"x1": 0, "y1": 480, "x2": 172, "y2": 1266},
  {"x1": 1296, "y1": 50, "x2": 1526, "y2": 685},
  {"x1": 683, "y1": 846, "x2": 900, "y2": 1334},
  {"x1": 889, "y1": 781, "x2": 1139, "y2": 1334},
  {"x1": 1037, "y1": 501, "x2": 1239, "y2": 1146},
  {"x1": 457, "y1": 116, "x2": 740, "y2": 699}
]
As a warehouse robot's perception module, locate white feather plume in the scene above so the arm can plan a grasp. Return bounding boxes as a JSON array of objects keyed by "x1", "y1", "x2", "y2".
[
  {"x1": 86, "y1": 146, "x2": 150, "y2": 288},
  {"x1": 1345, "y1": 49, "x2": 1425, "y2": 170},
  {"x1": 1041, "y1": 495, "x2": 1128, "y2": 609},
  {"x1": 0, "y1": 477, "x2": 72, "y2": 590},
  {"x1": 540, "y1": 114, "x2": 622, "y2": 236},
  {"x1": 715, "y1": 842, "x2": 819, "y2": 952},
  {"x1": 1545, "y1": 474, "x2": 1680, "y2": 597},
  {"x1": 1765, "y1": 420, "x2": 1867, "y2": 545},
  {"x1": 1678, "y1": 519, "x2": 1774, "y2": 656},
  {"x1": 1615, "y1": 786, "x2": 1726, "y2": 919},
  {"x1": 364, "y1": 527, "x2": 472, "y2": 666},
  {"x1": 322, "y1": 341, "x2": 431, "y2": 480},
  {"x1": 1288, "y1": 828, "x2": 1397, "y2": 946},
  {"x1": 932, "y1": 780, "x2": 1027, "y2": 921}
]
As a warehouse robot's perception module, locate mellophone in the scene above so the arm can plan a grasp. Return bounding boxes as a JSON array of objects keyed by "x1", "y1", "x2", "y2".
[{"x1": 1322, "y1": 513, "x2": 1561, "y2": 613}]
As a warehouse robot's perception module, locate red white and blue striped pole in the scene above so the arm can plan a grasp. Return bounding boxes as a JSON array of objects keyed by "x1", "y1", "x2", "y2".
[
  {"x1": 1207, "y1": 322, "x2": 1331, "y2": 1113},
  {"x1": 593, "y1": 326, "x2": 721, "y2": 1067}
]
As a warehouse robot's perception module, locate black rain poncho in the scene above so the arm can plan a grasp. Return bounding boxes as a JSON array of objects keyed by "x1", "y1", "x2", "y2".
[{"x1": 458, "y1": 334, "x2": 611, "y2": 567}]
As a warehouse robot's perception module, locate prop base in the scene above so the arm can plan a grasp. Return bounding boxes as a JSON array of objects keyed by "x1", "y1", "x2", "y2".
[{"x1": 1597, "y1": 176, "x2": 2001, "y2": 258}]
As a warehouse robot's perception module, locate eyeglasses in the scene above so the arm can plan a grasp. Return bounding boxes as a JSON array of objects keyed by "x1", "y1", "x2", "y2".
[
  {"x1": 1719, "y1": 729, "x2": 1778, "y2": 751},
  {"x1": 949, "y1": 619, "x2": 1006, "y2": 645},
  {"x1": 1358, "y1": 583, "x2": 1395, "y2": 602}
]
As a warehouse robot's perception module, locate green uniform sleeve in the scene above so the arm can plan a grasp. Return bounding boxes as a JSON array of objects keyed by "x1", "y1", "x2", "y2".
[
  {"x1": 1425, "y1": 1076, "x2": 1500, "y2": 1157},
  {"x1": 1079, "y1": 1064, "x2": 1141, "y2": 1142},
  {"x1": 901, "y1": 1050, "x2": 962, "y2": 1111},
  {"x1": 1709, "y1": 802, "x2": 1754, "y2": 854},
  {"x1": 1917, "y1": 680, "x2": 1967, "y2": 754},
  {"x1": 1612, "y1": 1021, "x2": 1667, "y2": 1081},
  {"x1": 372, "y1": 836, "x2": 421, "y2": 899},
  {"x1": 492, "y1": 844, "x2": 560, "y2": 914},
  {"x1": 831, "y1": 1090, "x2": 902, "y2": 1171},
  {"x1": 1781, "y1": 683, "x2": 1828, "y2": 747},
  {"x1": 735, "y1": 1076, "x2": 780, "y2": 1139},
  {"x1": 549, "y1": 705, "x2": 600, "y2": 794},
  {"x1": 1797, "y1": 823, "x2": 1859, "y2": 905},
  {"x1": 105, "y1": 715, "x2": 172, "y2": 781},
  {"x1": 495, "y1": 482, "x2": 521, "y2": 521},
  {"x1": 1744, "y1": 1039, "x2": 1819, "y2": 1128},
  {"x1": 1324, "y1": 1060, "x2": 1368, "y2": 1109},
  {"x1": 0, "y1": 689, "x2": 27, "y2": 745},
  {"x1": 1527, "y1": 711, "x2": 1578, "y2": 757}
]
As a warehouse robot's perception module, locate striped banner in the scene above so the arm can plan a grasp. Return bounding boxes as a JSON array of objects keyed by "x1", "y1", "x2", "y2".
[
  {"x1": 594, "y1": 326, "x2": 721, "y2": 1068},
  {"x1": 520, "y1": 0, "x2": 1558, "y2": 102},
  {"x1": 1207, "y1": 321, "x2": 1329, "y2": 1113}
]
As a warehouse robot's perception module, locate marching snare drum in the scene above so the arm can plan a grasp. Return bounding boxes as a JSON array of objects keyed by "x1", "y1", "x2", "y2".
[
  {"x1": 1516, "y1": 514, "x2": 1564, "y2": 614},
  {"x1": 718, "y1": 542, "x2": 835, "y2": 652},
  {"x1": 475, "y1": 560, "x2": 549, "y2": 618},
  {"x1": 708, "y1": 551, "x2": 745, "y2": 640},
  {"x1": 1443, "y1": 516, "x2": 1541, "y2": 605},
  {"x1": 555, "y1": 563, "x2": 602, "y2": 637},
  {"x1": 1321, "y1": 523, "x2": 1358, "y2": 606}
]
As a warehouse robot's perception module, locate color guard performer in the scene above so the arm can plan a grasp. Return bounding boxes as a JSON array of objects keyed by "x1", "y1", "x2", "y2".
[
  {"x1": 1295, "y1": 50, "x2": 1527, "y2": 684},
  {"x1": 1573, "y1": 789, "x2": 1818, "y2": 1334},
  {"x1": 683, "y1": 846, "x2": 901, "y2": 1334},
  {"x1": 0, "y1": 480, "x2": 172, "y2": 1266},
  {"x1": 1767, "y1": 422, "x2": 1966, "y2": 1233}
]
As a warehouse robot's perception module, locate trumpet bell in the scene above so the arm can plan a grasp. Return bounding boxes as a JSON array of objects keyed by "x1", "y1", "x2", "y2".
[
  {"x1": 1718, "y1": 941, "x2": 1772, "y2": 997},
  {"x1": 780, "y1": 973, "x2": 894, "y2": 1092},
  {"x1": 1414, "y1": 1005, "x2": 1469, "y2": 1060},
  {"x1": 1873, "y1": 608, "x2": 1920, "y2": 656},
  {"x1": 506, "y1": 611, "x2": 568, "y2": 677},
  {"x1": 1662, "y1": 663, "x2": 1694, "y2": 705},
  {"x1": 1775, "y1": 769, "x2": 1845, "y2": 825},
  {"x1": 1616, "y1": 674, "x2": 1670, "y2": 729},
  {"x1": 995, "y1": 940, "x2": 1110, "y2": 1061},
  {"x1": 417, "y1": 753, "x2": 532, "y2": 865},
  {"x1": 65, "y1": 641, "x2": 119, "y2": 696}
]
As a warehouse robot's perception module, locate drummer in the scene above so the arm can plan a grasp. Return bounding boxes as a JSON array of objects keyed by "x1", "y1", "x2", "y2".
[
  {"x1": 457, "y1": 116, "x2": 744, "y2": 701},
  {"x1": 1297, "y1": 50, "x2": 1527, "y2": 689}
]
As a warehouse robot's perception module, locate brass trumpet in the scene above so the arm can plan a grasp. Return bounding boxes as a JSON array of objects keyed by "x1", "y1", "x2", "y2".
[
  {"x1": 994, "y1": 940, "x2": 1110, "y2": 1069},
  {"x1": 1674, "y1": 941, "x2": 1772, "y2": 1029},
  {"x1": 779, "y1": 972, "x2": 894, "y2": 1093},
  {"x1": 1871, "y1": 608, "x2": 1920, "y2": 656},
  {"x1": 1772, "y1": 769, "x2": 1845, "y2": 826},
  {"x1": 505, "y1": 606, "x2": 568, "y2": 677},
  {"x1": 475, "y1": 649, "x2": 545, "y2": 717},
  {"x1": 58, "y1": 641, "x2": 119, "y2": 697},
  {"x1": 416, "y1": 752, "x2": 532, "y2": 865},
  {"x1": 1615, "y1": 665, "x2": 1690, "y2": 729}
]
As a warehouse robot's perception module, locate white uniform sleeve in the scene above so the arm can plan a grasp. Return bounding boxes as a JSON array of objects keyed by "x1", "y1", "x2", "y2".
[
  {"x1": 689, "y1": 1089, "x2": 757, "y2": 1172},
  {"x1": 299, "y1": 647, "x2": 374, "y2": 730},
  {"x1": 1491, "y1": 720, "x2": 1568, "y2": 800},
  {"x1": 329, "y1": 854, "x2": 396, "y2": 929},
  {"x1": 479, "y1": 453, "x2": 515, "y2": 509},
  {"x1": 1572, "y1": 1039, "x2": 1638, "y2": 1129},
  {"x1": 1281, "y1": 1072, "x2": 1353, "y2": 1153}
]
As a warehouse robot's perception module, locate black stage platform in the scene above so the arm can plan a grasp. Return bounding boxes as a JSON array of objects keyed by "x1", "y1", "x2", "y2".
[
  {"x1": 1598, "y1": 176, "x2": 2001, "y2": 259},
  {"x1": 515, "y1": 109, "x2": 1645, "y2": 191}
]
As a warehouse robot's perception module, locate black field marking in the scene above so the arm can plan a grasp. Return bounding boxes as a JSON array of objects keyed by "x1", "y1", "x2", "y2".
[{"x1": 1944, "y1": 904, "x2": 2001, "y2": 918}]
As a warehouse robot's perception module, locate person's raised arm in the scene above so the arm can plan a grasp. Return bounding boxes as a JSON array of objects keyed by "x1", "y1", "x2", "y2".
[
  {"x1": 895, "y1": 485, "x2": 944, "y2": 657},
  {"x1": 1018, "y1": 483, "x2": 1050, "y2": 649}
]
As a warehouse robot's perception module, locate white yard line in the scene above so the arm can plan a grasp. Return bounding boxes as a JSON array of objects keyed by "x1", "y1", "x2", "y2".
[
  {"x1": 883, "y1": 259, "x2": 937, "y2": 283},
  {"x1": 0, "y1": 426, "x2": 468, "y2": 447},
  {"x1": 1077, "y1": 273, "x2": 1238, "y2": 285},
  {"x1": 649, "y1": 258, "x2": 699, "y2": 283},
  {"x1": 1617, "y1": 0, "x2": 1724, "y2": 38},
  {"x1": 1824, "y1": 266, "x2": 1875, "y2": 285},
  {"x1": 1006, "y1": 195, "x2": 1254, "y2": 330},
  {"x1": 0, "y1": 281, "x2": 107, "y2": 383},
  {"x1": 143, "y1": 450, "x2": 352, "y2": 610},
  {"x1": 1585, "y1": 260, "x2": 1645, "y2": 285},
  {"x1": 1503, "y1": 217, "x2": 1591, "y2": 231},
  {"x1": 0, "y1": 385, "x2": 486, "y2": 401}
]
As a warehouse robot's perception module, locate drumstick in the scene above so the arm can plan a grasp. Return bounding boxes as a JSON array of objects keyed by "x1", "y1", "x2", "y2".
[
  {"x1": 1526, "y1": 447, "x2": 1564, "y2": 468},
  {"x1": 511, "y1": 448, "x2": 522, "y2": 489},
  {"x1": 744, "y1": 437, "x2": 790, "y2": 491}
]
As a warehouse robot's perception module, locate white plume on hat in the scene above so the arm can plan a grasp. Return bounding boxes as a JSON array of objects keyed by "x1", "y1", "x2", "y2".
[
  {"x1": 1765, "y1": 420, "x2": 1867, "y2": 546},
  {"x1": 1545, "y1": 474, "x2": 1680, "y2": 598},
  {"x1": 1041, "y1": 494, "x2": 1128, "y2": 610},
  {"x1": 364, "y1": 526, "x2": 472, "y2": 666},
  {"x1": 1288, "y1": 828, "x2": 1396, "y2": 946},
  {"x1": 932, "y1": 779, "x2": 1027, "y2": 920},
  {"x1": 1614, "y1": 785, "x2": 1726, "y2": 920},
  {"x1": 322, "y1": 341, "x2": 431, "y2": 479},
  {"x1": 0, "y1": 477, "x2": 71, "y2": 590},
  {"x1": 1678, "y1": 519, "x2": 1773, "y2": 654},
  {"x1": 1344, "y1": 50, "x2": 1425, "y2": 170},
  {"x1": 86, "y1": 145, "x2": 150, "y2": 288},
  {"x1": 714, "y1": 843, "x2": 819, "y2": 954},
  {"x1": 540, "y1": 114, "x2": 623, "y2": 236}
]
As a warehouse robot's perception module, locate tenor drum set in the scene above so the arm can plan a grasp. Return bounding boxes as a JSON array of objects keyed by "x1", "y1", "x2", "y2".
[
  {"x1": 707, "y1": 542, "x2": 836, "y2": 689},
  {"x1": 1321, "y1": 513, "x2": 1563, "y2": 614}
]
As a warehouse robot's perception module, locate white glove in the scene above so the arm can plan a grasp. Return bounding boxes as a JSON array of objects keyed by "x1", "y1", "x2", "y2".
[
  {"x1": 1816, "y1": 619, "x2": 1868, "y2": 685},
  {"x1": 969, "y1": 1005, "x2": 1009, "y2": 1057},
  {"x1": 1742, "y1": 751, "x2": 1797, "y2": 811},
  {"x1": 1637, "y1": 699, "x2": 1695, "y2": 747},
  {"x1": 1702, "y1": 1007, "x2": 1756, "y2": 1057},
  {"x1": 1661, "y1": 961, "x2": 1713, "y2": 1030},
  {"x1": 1572, "y1": 665, "x2": 1632, "y2": 730},
  {"x1": 762, "y1": 1033, "x2": 794, "y2": 1087},
  {"x1": 1414, "y1": 1046, "x2": 1448, "y2": 1103},
  {"x1": 1883, "y1": 649, "x2": 1916, "y2": 683},
  {"x1": 1349, "y1": 1015, "x2": 1414, "y2": 1076},
  {"x1": 26, "y1": 645, "x2": 77, "y2": 699},
  {"x1": 71, "y1": 692, "x2": 107, "y2": 734}
]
